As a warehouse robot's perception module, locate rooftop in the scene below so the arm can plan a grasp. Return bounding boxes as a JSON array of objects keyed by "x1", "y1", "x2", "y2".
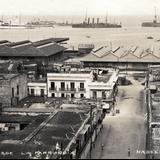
[
  {"x1": 0, "y1": 38, "x2": 67, "y2": 58},
  {"x1": 81, "y1": 45, "x2": 160, "y2": 63},
  {"x1": 33, "y1": 38, "x2": 69, "y2": 47},
  {"x1": 0, "y1": 74, "x2": 19, "y2": 80},
  {"x1": 0, "y1": 105, "x2": 89, "y2": 159}
]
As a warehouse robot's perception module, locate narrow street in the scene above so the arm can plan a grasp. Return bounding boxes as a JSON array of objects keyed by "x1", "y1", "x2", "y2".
[{"x1": 91, "y1": 76, "x2": 147, "y2": 159}]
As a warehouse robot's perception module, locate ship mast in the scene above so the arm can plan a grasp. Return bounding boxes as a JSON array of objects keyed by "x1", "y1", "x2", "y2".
[
  {"x1": 84, "y1": 8, "x2": 88, "y2": 24},
  {"x1": 154, "y1": 7, "x2": 157, "y2": 23},
  {"x1": 105, "y1": 9, "x2": 108, "y2": 24}
]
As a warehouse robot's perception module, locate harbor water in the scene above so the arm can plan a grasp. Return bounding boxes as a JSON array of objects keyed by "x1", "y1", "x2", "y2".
[{"x1": 1, "y1": 21, "x2": 160, "y2": 50}]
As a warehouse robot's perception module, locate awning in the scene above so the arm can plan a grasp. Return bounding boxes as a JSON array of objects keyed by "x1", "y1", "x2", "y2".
[{"x1": 103, "y1": 103, "x2": 110, "y2": 109}]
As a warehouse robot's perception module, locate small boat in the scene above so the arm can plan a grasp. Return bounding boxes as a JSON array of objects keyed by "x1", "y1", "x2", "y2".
[
  {"x1": 147, "y1": 36, "x2": 154, "y2": 39},
  {"x1": 86, "y1": 35, "x2": 91, "y2": 38}
]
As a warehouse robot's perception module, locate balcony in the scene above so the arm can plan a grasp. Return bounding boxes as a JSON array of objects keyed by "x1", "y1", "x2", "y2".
[
  {"x1": 78, "y1": 88, "x2": 86, "y2": 92},
  {"x1": 59, "y1": 88, "x2": 77, "y2": 92},
  {"x1": 49, "y1": 87, "x2": 57, "y2": 91}
]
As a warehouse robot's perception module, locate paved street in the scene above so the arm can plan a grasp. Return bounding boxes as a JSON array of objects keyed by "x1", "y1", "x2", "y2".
[{"x1": 91, "y1": 76, "x2": 147, "y2": 159}]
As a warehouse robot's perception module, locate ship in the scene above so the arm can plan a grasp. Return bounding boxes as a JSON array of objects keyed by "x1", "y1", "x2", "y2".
[
  {"x1": 26, "y1": 20, "x2": 55, "y2": 28},
  {"x1": 72, "y1": 13, "x2": 122, "y2": 28},
  {"x1": 0, "y1": 20, "x2": 34, "y2": 29},
  {"x1": 142, "y1": 7, "x2": 160, "y2": 27}
]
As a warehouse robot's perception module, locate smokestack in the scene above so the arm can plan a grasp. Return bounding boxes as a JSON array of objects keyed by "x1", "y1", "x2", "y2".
[
  {"x1": 92, "y1": 18, "x2": 95, "y2": 24},
  {"x1": 88, "y1": 18, "x2": 90, "y2": 24},
  {"x1": 97, "y1": 18, "x2": 99, "y2": 24}
]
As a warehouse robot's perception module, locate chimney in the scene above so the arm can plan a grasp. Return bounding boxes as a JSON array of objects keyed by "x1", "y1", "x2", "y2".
[
  {"x1": 88, "y1": 18, "x2": 90, "y2": 24},
  {"x1": 97, "y1": 18, "x2": 99, "y2": 24},
  {"x1": 92, "y1": 18, "x2": 95, "y2": 24}
]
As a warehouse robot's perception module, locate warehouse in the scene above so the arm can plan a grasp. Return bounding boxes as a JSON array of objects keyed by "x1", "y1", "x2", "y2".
[
  {"x1": 81, "y1": 45, "x2": 160, "y2": 71},
  {"x1": 0, "y1": 38, "x2": 68, "y2": 65}
]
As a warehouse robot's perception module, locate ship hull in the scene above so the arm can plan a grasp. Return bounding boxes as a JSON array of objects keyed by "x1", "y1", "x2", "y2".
[
  {"x1": 72, "y1": 23, "x2": 122, "y2": 28},
  {"x1": 142, "y1": 22, "x2": 160, "y2": 27},
  {"x1": 0, "y1": 25, "x2": 34, "y2": 29}
]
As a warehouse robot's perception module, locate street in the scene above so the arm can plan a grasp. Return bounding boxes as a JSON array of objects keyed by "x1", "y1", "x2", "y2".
[{"x1": 91, "y1": 76, "x2": 147, "y2": 159}]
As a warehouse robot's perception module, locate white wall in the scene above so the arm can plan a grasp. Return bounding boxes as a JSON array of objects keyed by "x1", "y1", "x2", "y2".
[{"x1": 28, "y1": 82, "x2": 47, "y2": 96}]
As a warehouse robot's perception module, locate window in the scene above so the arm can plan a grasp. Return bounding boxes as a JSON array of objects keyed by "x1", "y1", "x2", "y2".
[
  {"x1": 51, "y1": 82, "x2": 55, "y2": 90},
  {"x1": 41, "y1": 89, "x2": 45, "y2": 97},
  {"x1": 80, "y1": 83, "x2": 85, "y2": 91},
  {"x1": 31, "y1": 89, "x2": 35, "y2": 96},
  {"x1": 61, "y1": 93, "x2": 65, "y2": 98},
  {"x1": 12, "y1": 88, "x2": 14, "y2": 98},
  {"x1": 71, "y1": 82, "x2": 75, "y2": 91},
  {"x1": 80, "y1": 83, "x2": 84, "y2": 89},
  {"x1": 102, "y1": 91, "x2": 106, "y2": 99},
  {"x1": 61, "y1": 82, "x2": 65, "y2": 90},
  {"x1": 52, "y1": 93, "x2": 55, "y2": 98},
  {"x1": 71, "y1": 94, "x2": 75, "y2": 98},
  {"x1": 80, "y1": 94, "x2": 84, "y2": 98},
  {"x1": 93, "y1": 91, "x2": 97, "y2": 99},
  {"x1": 17, "y1": 85, "x2": 19, "y2": 95}
]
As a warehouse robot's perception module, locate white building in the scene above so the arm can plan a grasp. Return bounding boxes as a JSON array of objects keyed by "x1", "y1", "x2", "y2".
[
  {"x1": 47, "y1": 69, "x2": 119, "y2": 100},
  {"x1": 28, "y1": 81, "x2": 47, "y2": 97}
]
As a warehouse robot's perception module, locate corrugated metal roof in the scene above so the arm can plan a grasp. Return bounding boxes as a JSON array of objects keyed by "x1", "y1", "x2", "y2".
[
  {"x1": 0, "y1": 41, "x2": 66, "y2": 57},
  {"x1": 33, "y1": 38, "x2": 69, "y2": 47},
  {"x1": 81, "y1": 45, "x2": 160, "y2": 63}
]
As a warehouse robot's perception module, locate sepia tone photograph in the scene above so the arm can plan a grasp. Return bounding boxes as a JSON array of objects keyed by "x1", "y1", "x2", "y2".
[{"x1": 0, "y1": 0, "x2": 160, "y2": 159}]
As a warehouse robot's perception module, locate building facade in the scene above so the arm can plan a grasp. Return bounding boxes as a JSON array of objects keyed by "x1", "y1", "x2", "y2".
[
  {"x1": 0, "y1": 74, "x2": 28, "y2": 108},
  {"x1": 28, "y1": 81, "x2": 47, "y2": 97},
  {"x1": 47, "y1": 69, "x2": 119, "y2": 100}
]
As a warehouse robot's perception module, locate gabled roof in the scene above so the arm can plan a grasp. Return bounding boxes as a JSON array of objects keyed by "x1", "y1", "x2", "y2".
[
  {"x1": 81, "y1": 51, "x2": 118, "y2": 62},
  {"x1": 0, "y1": 40, "x2": 11, "y2": 45},
  {"x1": 13, "y1": 44, "x2": 45, "y2": 57},
  {"x1": 0, "y1": 45, "x2": 18, "y2": 57},
  {"x1": 33, "y1": 38, "x2": 69, "y2": 47},
  {"x1": 37, "y1": 42, "x2": 66, "y2": 56},
  {"x1": 0, "y1": 40, "x2": 66, "y2": 57},
  {"x1": 119, "y1": 52, "x2": 140, "y2": 62},
  {"x1": 8, "y1": 40, "x2": 31, "y2": 48}
]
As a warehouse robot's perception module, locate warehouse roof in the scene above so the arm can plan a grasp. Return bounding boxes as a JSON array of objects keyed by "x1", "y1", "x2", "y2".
[
  {"x1": 81, "y1": 45, "x2": 160, "y2": 63},
  {"x1": 37, "y1": 42, "x2": 66, "y2": 56},
  {"x1": 33, "y1": 37, "x2": 69, "y2": 47},
  {"x1": 0, "y1": 39, "x2": 66, "y2": 57}
]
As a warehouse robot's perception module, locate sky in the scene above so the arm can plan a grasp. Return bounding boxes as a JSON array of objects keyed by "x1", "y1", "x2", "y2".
[{"x1": 0, "y1": 0, "x2": 160, "y2": 16}]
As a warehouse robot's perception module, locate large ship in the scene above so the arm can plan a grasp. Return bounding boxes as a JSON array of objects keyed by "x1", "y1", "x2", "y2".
[
  {"x1": 72, "y1": 14, "x2": 122, "y2": 28},
  {"x1": 142, "y1": 8, "x2": 160, "y2": 27}
]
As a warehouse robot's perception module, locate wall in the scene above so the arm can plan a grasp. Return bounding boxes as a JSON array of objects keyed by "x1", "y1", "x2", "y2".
[
  {"x1": 10, "y1": 74, "x2": 28, "y2": 102},
  {"x1": 47, "y1": 73, "x2": 90, "y2": 98},
  {"x1": 0, "y1": 74, "x2": 27, "y2": 107},
  {"x1": 28, "y1": 82, "x2": 47, "y2": 96},
  {"x1": 0, "y1": 80, "x2": 11, "y2": 106}
]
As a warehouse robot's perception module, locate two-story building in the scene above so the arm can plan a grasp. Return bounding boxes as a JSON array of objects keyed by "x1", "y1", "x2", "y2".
[{"x1": 47, "y1": 69, "x2": 119, "y2": 101}]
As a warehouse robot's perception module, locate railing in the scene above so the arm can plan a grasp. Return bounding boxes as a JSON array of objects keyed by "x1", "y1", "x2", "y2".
[
  {"x1": 49, "y1": 87, "x2": 57, "y2": 91},
  {"x1": 78, "y1": 88, "x2": 86, "y2": 92},
  {"x1": 59, "y1": 88, "x2": 77, "y2": 92}
]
